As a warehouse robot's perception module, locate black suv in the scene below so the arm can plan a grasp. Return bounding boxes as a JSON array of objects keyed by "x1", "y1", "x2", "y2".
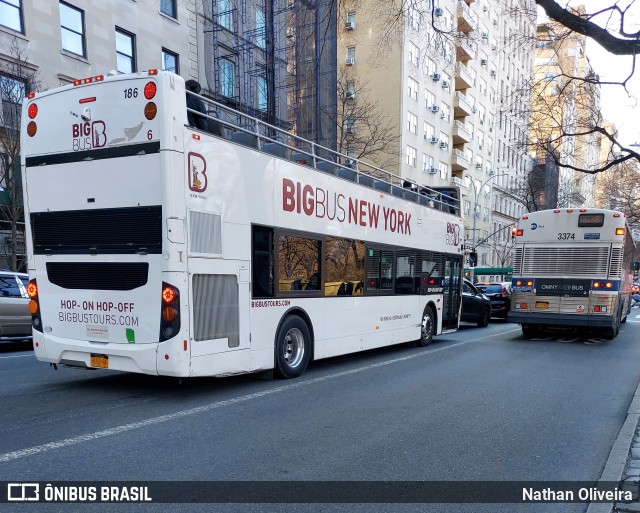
[{"x1": 476, "y1": 282, "x2": 512, "y2": 320}]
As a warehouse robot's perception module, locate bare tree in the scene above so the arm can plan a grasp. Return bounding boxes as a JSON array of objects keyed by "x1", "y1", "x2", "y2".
[
  {"x1": 596, "y1": 160, "x2": 640, "y2": 227},
  {"x1": 0, "y1": 38, "x2": 43, "y2": 271},
  {"x1": 323, "y1": 67, "x2": 400, "y2": 169}
]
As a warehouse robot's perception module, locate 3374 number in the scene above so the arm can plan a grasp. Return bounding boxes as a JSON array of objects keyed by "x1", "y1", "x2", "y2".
[{"x1": 557, "y1": 232, "x2": 575, "y2": 240}]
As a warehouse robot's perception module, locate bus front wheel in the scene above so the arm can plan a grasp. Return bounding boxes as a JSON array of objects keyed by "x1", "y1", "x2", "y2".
[
  {"x1": 274, "y1": 315, "x2": 311, "y2": 379},
  {"x1": 416, "y1": 307, "x2": 435, "y2": 347}
]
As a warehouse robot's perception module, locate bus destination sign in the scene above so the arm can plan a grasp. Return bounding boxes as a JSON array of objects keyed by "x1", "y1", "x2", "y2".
[{"x1": 536, "y1": 279, "x2": 591, "y2": 297}]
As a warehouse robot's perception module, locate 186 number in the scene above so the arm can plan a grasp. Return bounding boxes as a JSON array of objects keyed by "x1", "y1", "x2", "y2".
[{"x1": 124, "y1": 88, "x2": 138, "y2": 99}]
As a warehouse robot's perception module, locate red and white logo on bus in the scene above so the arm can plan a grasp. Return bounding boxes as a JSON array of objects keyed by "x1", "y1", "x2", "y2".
[
  {"x1": 72, "y1": 121, "x2": 107, "y2": 151},
  {"x1": 188, "y1": 152, "x2": 208, "y2": 192}
]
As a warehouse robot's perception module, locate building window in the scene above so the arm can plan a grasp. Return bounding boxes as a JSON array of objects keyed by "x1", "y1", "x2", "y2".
[
  {"x1": 408, "y1": 77, "x2": 418, "y2": 101},
  {"x1": 220, "y1": 59, "x2": 234, "y2": 97},
  {"x1": 346, "y1": 47, "x2": 355, "y2": 65},
  {"x1": 60, "y1": 2, "x2": 85, "y2": 57},
  {"x1": 218, "y1": 0, "x2": 232, "y2": 30},
  {"x1": 115, "y1": 28, "x2": 136, "y2": 73},
  {"x1": 346, "y1": 11, "x2": 356, "y2": 28},
  {"x1": 160, "y1": 0, "x2": 176, "y2": 18},
  {"x1": 0, "y1": 75, "x2": 26, "y2": 129},
  {"x1": 258, "y1": 76, "x2": 267, "y2": 111},
  {"x1": 255, "y1": 8, "x2": 266, "y2": 49},
  {"x1": 406, "y1": 145, "x2": 417, "y2": 167},
  {"x1": 408, "y1": 42, "x2": 419, "y2": 66},
  {"x1": 162, "y1": 49, "x2": 178, "y2": 74},
  {"x1": 407, "y1": 111, "x2": 417, "y2": 134},
  {"x1": 0, "y1": 0, "x2": 23, "y2": 33}
]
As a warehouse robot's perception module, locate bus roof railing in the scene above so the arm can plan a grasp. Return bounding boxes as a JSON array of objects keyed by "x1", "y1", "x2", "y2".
[{"x1": 187, "y1": 91, "x2": 461, "y2": 216}]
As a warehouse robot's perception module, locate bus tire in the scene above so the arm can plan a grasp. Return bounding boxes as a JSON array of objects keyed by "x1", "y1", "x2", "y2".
[
  {"x1": 604, "y1": 314, "x2": 621, "y2": 340},
  {"x1": 274, "y1": 315, "x2": 311, "y2": 379},
  {"x1": 416, "y1": 307, "x2": 435, "y2": 347},
  {"x1": 477, "y1": 306, "x2": 491, "y2": 327}
]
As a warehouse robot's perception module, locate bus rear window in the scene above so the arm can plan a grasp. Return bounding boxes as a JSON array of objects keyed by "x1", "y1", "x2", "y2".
[{"x1": 578, "y1": 213, "x2": 604, "y2": 227}]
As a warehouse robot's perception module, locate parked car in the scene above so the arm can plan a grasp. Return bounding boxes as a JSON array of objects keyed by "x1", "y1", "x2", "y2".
[
  {"x1": 461, "y1": 279, "x2": 491, "y2": 327},
  {"x1": 476, "y1": 281, "x2": 512, "y2": 320},
  {"x1": 0, "y1": 270, "x2": 32, "y2": 342}
]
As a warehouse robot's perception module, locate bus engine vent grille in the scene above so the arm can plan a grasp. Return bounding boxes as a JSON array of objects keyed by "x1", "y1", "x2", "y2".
[
  {"x1": 31, "y1": 206, "x2": 162, "y2": 255},
  {"x1": 192, "y1": 274, "x2": 239, "y2": 347},
  {"x1": 609, "y1": 248, "x2": 623, "y2": 278},
  {"x1": 512, "y1": 247, "x2": 523, "y2": 275},
  {"x1": 46, "y1": 262, "x2": 149, "y2": 290},
  {"x1": 522, "y1": 246, "x2": 610, "y2": 277},
  {"x1": 189, "y1": 211, "x2": 222, "y2": 255}
]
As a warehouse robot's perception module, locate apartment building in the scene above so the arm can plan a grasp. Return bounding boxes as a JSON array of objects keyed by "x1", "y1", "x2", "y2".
[
  {"x1": 338, "y1": 0, "x2": 535, "y2": 273},
  {"x1": 531, "y1": 17, "x2": 601, "y2": 208}
]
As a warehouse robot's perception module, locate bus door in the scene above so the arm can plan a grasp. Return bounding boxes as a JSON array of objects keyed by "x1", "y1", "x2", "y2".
[{"x1": 442, "y1": 256, "x2": 462, "y2": 330}]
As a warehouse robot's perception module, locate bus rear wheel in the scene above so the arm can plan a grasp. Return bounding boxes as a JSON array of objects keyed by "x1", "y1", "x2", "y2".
[
  {"x1": 416, "y1": 307, "x2": 435, "y2": 347},
  {"x1": 521, "y1": 324, "x2": 540, "y2": 338},
  {"x1": 274, "y1": 315, "x2": 311, "y2": 379}
]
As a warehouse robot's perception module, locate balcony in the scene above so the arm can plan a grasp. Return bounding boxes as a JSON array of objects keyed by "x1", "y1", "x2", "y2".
[
  {"x1": 451, "y1": 148, "x2": 470, "y2": 172},
  {"x1": 456, "y1": 2, "x2": 476, "y2": 33},
  {"x1": 452, "y1": 120, "x2": 471, "y2": 144},
  {"x1": 451, "y1": 175, "x2": 468, "y2": 190},
  {"x1": 454, "y1": 63, "x2": 473, "y2": 90},
  {"x1": 455, "y1": 37, "x2": 474, "y2": 63},
  {"x1": 454, "y1": 91, "x2": 472, "y2": 117}
]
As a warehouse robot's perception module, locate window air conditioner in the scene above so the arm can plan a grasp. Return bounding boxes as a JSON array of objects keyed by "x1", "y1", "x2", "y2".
[
  {"x1": 430, "y1": 136, "x2": 438, "y2": 144},
  {"x1": 430, "y1": 105, "x2": 439, "y2": 113},
  {"x1": 431, "y1": 73, "x2": 441, "y2": 81},
  {"x1": 434, "y1": 7, "x2": 443, "y2": 16},
  {"x1": 346, "y1": 92, "x2": 356, "y2": 99},
  {"x1": 428, "y1": 167, "x2": 438, "y2": 174},
  {"x1": 347, "y1": 126, "x2": 356, "y2": 134},
  {"x1": 442, "y1": 80, "x2": 450, "y2": 89},
  {"x1": 345, "y1": 57, "x2": 355, "y2": 65},
  {"x1": 345, "y1": 21, "x2": 355, "y2": 30},
  {"x1": 480, "y1": 58, "x2": 487, "y2": 66},
  {"x1": 439, "y1": 141, "x2": 448, "y2": 149}
]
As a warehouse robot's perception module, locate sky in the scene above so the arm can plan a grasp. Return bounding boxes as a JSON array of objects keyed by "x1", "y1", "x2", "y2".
[{"x1": 538, "y1": 1, "x2": 640, "y2": 146}]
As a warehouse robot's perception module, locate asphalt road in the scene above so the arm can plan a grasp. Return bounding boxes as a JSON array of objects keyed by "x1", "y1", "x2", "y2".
[{"x1": 2, "y1": 313, "x2": 640, "y2": 513}]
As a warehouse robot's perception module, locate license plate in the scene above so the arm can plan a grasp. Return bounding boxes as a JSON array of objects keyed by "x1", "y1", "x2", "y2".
[
  {"x1": 90, "y1": 354, "x2": 108, "y2": 368},
  {"x1": 535, "y1": 301, "x2": 549, "y2": 309}
]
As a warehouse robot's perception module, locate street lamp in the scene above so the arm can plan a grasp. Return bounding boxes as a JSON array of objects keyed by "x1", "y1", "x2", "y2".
[{"x1": 467, "y1": 173, "x2": 510, "y2": 282}]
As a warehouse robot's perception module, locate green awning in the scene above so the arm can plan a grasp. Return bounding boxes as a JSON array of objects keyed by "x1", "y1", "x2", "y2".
[{"x1": 464, "y1": 267, "x2": 513, "y2": 276}]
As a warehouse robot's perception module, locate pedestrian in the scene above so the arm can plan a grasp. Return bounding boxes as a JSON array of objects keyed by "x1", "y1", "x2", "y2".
[{"x1": 185, "y1": 79, "x2": 208, "y2": 131}]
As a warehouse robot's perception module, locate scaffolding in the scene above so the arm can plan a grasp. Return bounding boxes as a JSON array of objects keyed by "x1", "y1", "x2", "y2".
[{"x1": 203, "y1": 0, "x2": 336, "y2": 147}]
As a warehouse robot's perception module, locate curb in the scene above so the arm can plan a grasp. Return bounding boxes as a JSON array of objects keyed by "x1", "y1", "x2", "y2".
[{"x1": 586, "y1": 383, "x2": 640, "y2": 513}]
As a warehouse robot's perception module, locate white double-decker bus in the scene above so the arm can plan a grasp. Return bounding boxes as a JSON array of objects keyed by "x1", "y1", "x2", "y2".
[
  {"x1": 21, "y1": 70, "x2": 464, "y2": 378},
  {"x1": 508, "y1": 208, "x2": 636, "y2": 339}
]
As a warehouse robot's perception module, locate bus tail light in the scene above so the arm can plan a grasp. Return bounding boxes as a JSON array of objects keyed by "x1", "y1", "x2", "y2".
[
  {"x1": 616, "y1": 228, "x2": 625, "y2": 235},
  {"x1": 28, "y1": 103, "x2": 38, "y2": 119},
  {"x1": 144, "y1": 102, "x2": 157, "y2": 120},
  {"x1": 144, "y1": 81, "x2": 157, "y2": 99},
  {"x1": 160, "y1": 282, "x2": 180, "y2": 341},
  {"x1": 27, "y1": 279, "x2": 43, "y2": 333},
  {"x1": 27, "y1": 121, "x2": 37, "y2": 137},
  {"x1": 515, "y1": 229, "x2": 523, "y2": 237}
]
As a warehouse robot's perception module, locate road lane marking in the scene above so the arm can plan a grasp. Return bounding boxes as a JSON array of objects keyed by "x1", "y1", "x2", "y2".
[
  {"x1": 0, "y1": 353, "x2": 35, "y2": 360},
  {"x1": 0, "y1": 329, "x2": 517, "y2": 463}
]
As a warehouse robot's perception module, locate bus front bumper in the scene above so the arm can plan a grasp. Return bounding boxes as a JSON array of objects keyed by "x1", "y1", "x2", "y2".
[{"x1": 507, "y1": 312, "x2": 615, "y2": 328}]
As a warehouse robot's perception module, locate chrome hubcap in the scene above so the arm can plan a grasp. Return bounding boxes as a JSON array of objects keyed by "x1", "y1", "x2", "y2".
[{"x1": 283, "y1": 328, "x2": 305, "y2": 368}]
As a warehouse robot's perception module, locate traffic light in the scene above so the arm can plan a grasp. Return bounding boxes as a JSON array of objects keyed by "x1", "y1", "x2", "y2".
[{"x1": 469, "y1": 251, "x2": 477, "y2": 268}]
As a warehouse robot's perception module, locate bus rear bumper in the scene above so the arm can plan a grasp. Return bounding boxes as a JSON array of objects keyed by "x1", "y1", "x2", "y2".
[
  {"x1": 507, "y1": 312, "x2": 615, "y2": 328},
  {"x1": 33, "y1": 331, "x2": 168, "y2": 376}
]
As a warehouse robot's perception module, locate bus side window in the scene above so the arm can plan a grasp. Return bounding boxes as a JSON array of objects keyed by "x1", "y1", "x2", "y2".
[{"x1": 252, "y1": 226, "x2": 274, "y2": 298}]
